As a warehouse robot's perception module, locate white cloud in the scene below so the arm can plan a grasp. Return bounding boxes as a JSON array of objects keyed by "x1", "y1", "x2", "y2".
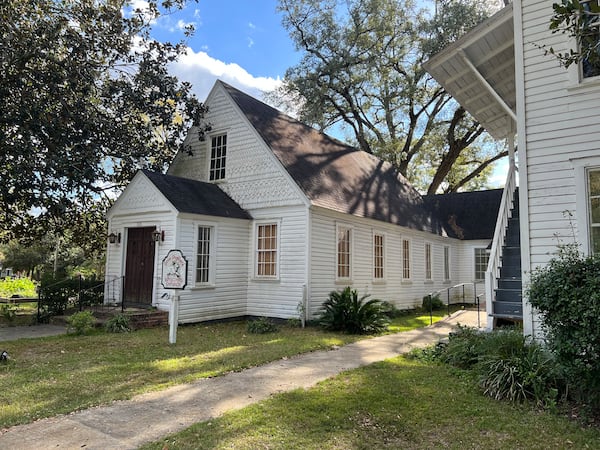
[
  {"x1": 126, "y1": 0, "x2": 158, "y2": 25},
  {"x1": 247, "y1": 37, "x2": 254, "y2": 48},
  {"x1": 169, "y1": 47, "x2": 282, "y2": 101},
  {"x1": 248, "y1": 22, "x2": 256, "y2": 29},
  {"x1": 175, "y1": 19, "x2": 195, "y2": 32}
]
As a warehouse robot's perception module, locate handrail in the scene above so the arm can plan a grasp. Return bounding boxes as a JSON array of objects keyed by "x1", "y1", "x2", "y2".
[
  {"x1": 425, "y1": 281, "x2": 483, "y2": 326},
  {"x1": 485, "y1": 164, "x2": 518, "y2": 324}
]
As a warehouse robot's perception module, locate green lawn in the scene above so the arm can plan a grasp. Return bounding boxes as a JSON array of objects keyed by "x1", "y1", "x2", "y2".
[
  {"x1": 0, "y1": 310, "x2": 451, "y2": 427},
  {"x1": 142, "y1": 357, "x2": 600, "y2": 450}
]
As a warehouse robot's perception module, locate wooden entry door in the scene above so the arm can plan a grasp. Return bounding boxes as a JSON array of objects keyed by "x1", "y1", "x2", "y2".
[{"x1": 124, "y1": 227, "x2": 156, "y2": 306}]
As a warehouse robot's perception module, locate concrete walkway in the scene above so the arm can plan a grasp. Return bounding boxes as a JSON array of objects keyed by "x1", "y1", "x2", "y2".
[
  {"x1": 0, "y1": 324, "x2": 66, "y2": 341},
  {"x1": 0, "y1": 309, "x2": 485, "y2": 450}
]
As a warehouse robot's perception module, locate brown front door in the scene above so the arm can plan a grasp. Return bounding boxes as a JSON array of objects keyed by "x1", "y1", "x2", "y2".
[{"x1": 124, "y1": 227, "x2": 156, "y2": 306}]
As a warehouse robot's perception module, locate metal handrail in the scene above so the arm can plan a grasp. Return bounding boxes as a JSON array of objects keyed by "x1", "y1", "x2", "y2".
[{"x1": 425, "y1": 281, "x2": 483, "y2": 326}]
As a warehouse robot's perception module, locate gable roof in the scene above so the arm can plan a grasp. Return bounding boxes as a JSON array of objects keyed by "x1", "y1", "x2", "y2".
[
  {"x1": 423, "y1": 189, "x2": 503, "y2": 240},
  {"x1": 141, "y1": 169, "x2": 251, "y2": 220},
  {"x1": 219, "y1": 81, "x2": 442, "y2": 234}
]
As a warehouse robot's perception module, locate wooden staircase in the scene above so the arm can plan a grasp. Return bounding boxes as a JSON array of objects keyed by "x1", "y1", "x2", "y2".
[{"x1": 491, "y1": 189, "x2": 523, "y2": 323}]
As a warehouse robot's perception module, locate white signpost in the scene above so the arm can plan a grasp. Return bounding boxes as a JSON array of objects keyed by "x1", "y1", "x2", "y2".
[{"x1": 161, "y1": 249, "x2": 188, "y2": 344}]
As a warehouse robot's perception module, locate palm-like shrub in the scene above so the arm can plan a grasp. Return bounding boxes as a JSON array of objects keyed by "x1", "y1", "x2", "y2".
[{"x1": 319, "y1": 287, "x2": 388, "y2": 334}]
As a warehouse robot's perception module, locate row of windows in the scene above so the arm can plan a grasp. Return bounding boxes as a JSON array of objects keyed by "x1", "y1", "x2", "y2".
[
  {"x1": 195, "y1": 223, "x2": 491, "y2": 286},
  {"x1": 334, "y1": 225, "x2": 479, "y2": 283}
]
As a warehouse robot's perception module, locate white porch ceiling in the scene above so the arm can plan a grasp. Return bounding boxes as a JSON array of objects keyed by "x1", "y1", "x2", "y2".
[{"x1": 423, "y1": 4, "x2": 516, "y2": 140}]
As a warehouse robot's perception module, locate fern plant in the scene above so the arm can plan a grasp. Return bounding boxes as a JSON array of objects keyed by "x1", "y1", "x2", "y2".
[{"x1": 319, "y1": 287, "x2": 388, "y2": 334}]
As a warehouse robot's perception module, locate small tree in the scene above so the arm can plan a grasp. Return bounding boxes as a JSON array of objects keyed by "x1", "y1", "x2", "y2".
[{"x1": 527, "y1": 245, "x2": 600, "y2": 410}]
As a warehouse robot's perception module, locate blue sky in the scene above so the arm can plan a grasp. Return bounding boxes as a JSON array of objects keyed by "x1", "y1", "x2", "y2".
[
  {"x1": 143, "y1": 0, "x2": 508, "y2": 187},
  {"x1": 145, "y1": 0, "x2": 297, "y2": 100}
]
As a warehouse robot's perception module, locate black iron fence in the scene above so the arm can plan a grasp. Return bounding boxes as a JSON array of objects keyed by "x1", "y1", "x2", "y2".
[{"x1": 37, "y1": 275, "x2": 105, "y2": 323}]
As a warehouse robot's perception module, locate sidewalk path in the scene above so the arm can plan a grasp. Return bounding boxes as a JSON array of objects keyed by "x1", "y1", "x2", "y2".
[
  {"x1": 0, "y1": 309, "x2": 485, "y2": 450},
  {"x1": 0, "y1": 324, "x2": 66, "y2": 342}
]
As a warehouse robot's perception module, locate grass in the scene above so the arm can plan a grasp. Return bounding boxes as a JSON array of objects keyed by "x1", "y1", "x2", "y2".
[
  {"x1": 0, "y1": 308, "x2": 452, "y2": 428},
  {"x1": 142, "y1": 357, "x2": 600, "y2": 450}
]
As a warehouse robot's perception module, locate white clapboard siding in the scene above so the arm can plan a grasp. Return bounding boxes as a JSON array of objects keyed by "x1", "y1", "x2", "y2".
[
  {"x1": 168, "y1": 84, "x2": 306, "y2": 211},
  {"x1": 308, "y1": 207, "x2": 469, "y2": 317},
  {"x1": 518, "y1": 0, "x2": 600, "y2": 337},
  {"x1": 105, "y1": 173, "x2": 178, "y2": 305},
  {"x1": 246, "y1": 205, "x2": 309, "y2": 319},
  {"x1": 169, "y1": 216, "x2": 250, "y2": 323}
]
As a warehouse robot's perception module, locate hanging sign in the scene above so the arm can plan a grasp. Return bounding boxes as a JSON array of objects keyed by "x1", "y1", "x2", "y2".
[{"x1": 161, "y1": 249, "x2": 188, "y2": 290}]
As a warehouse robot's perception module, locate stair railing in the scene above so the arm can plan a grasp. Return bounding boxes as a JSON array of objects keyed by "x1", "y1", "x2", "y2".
[{"x1": 485, "y1": 164, "x2": 518, "y2": 324}]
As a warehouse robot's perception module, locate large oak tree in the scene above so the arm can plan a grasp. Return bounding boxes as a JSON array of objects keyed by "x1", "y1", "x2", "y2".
[
  {"x1": 0, "y1": 0, "x2": 208, "y2": 251},
  {"x1": 275, "y1": 0, "x2": 508, "y2": 194}
]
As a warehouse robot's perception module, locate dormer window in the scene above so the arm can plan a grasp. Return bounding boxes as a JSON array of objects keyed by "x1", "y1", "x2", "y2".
[{"x1": 209, "y1": 134, "x2": 227, "y2": 181}]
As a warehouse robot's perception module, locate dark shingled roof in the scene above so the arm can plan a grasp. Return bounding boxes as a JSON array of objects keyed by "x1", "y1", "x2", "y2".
[
  {"x1": 142, "y1": 169, "x2": 251, "y2": 220},
  {"x1": 422, "y1": 189, "x2": 503, "y2": 240},
  {"x1": 220, "y1": 81, "x2": 443, "y2": 234}
]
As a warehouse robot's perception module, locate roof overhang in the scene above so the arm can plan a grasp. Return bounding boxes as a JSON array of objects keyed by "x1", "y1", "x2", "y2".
[{"x1": 423, "y1": 4, "x2": 516, "y2": 140}]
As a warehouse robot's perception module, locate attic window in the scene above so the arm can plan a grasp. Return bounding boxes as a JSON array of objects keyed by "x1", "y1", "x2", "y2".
[{"x1": 209, "y1": 134, "x2": 227, "y2": 181}]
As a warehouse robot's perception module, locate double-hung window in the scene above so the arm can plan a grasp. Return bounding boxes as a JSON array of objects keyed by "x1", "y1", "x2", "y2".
[
  {"x1": 443, "y1": 246, "x2": 451, "y2": 281},
  {"x1": 424, "y1": 242, "x2": 432, "y2": 281},
  {"x1": 256, "y1": 222, "x2": 279, "y2": 278},
  {"x1": 580, "y1": 0, "x2": 600, "y2": 78},
  {"x1": 337, "y1": 225, "x2": 352, "y2": 280},
  {"x1": 196, "y1": 225, "x2": 215, "y2": 285},
  {"x1": 474, "y1": 248, "x2": 489, "y2": 281},
  {"x1": 373, "y1": 233, "x2": 385, "y2": 280},
  {"x1": 209, "y1": 134, "x2": 227, "y2": 181},
  {"x1": 402, "y1": 238, "x2": 411, "y2": 280},
  {"x1": 588, "y1": 168, "x2": 600, "y2": 253}
]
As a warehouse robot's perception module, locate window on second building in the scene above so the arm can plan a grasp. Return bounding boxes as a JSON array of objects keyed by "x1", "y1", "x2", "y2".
[
  {"x1": 209, "y1": 134, "x2": 227, "y2": 181},
  {"x1": 337, "y1": 225, "x2": 352, "y2": 280},
  {"x1": 588, "y1": 168, "x2": 600, "y2": 253},
  {"x1": 373, "y1": 233, "x2": 385, "y2": 280},
  {"x1": 443, "y1": 246, "x2": 451, "y2": 281},
  {"x1": 424, "y1": 242, "x2": 432, "y2": 281},
  {"x1": 256, "y1": 223, "x2": 278, "y2": 278},
  {"x1": 402, "y1": 238, "x2": 411, "y2": 280},
  {"x1": 474, "y1": 248, "x2": 489, "y2": 281}
]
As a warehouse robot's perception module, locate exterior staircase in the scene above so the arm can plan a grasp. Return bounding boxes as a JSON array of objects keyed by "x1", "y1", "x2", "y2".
[{"x1": 491, "y1": 189, "x2": 523, "y2": 323}]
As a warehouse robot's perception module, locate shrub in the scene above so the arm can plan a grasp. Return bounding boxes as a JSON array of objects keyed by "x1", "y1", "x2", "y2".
[
  {"x1": 319, "y1": 287, "x2": 388, "y2": 334},
  {"x1": 380, "y1": 301, "x2": 407, "y2": 318},
  {"x1": 0, "y1": 277, "x2": 37, "y2": 298},
  {"x1": 437, "y1": 326, "x2": 563, "y2": 407},
  {"x1": 527, "y1": 245, "x2": 600, "y2": 411},
  {"x1": 0, "y1": 304, "x2": 17, "y2": 322},
  {"x1": 66, "y1": 311, "x2": 96, "y2": 335},
  {"x1": 247, "y1": 317, "x2": 278, "y2": 334},
  {"x1": 422, "y1": 293, "x2": 444, "y2": 311},
  {"x1": 105, "y1": 314, "x2": 131, "y2": 333}
]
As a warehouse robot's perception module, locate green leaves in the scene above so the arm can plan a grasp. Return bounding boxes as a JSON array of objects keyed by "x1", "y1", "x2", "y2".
[
  {"x1": 319, "y1": 286, "x2": 389, "y2": 334},
  {"x1": 276, "y1": 0, "x2": 502, "y2": 193},
  {"x1": 0, "y1": 0, "x2": 208, "y2": 249}
]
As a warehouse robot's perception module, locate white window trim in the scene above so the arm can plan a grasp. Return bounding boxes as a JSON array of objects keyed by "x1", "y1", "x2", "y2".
[
  {"x1": 401, "y1": 237, "x2": 412, "y2": 281},
  {"x1": 474, "y1": 247, "x2": 489, "y2": 281},
  {"x1": 372, "y1": 231, "x2": 386, "y2": 282},
  {"x1": 253, "y1": 219, "x2": 281, "y2": 280},
  {"x1": 207, "y1": 132, "x2": 228, "y2": 182},
  {"x1": 424, "y1": 241, "x2": 433, "y2": 282},
  {"x1": 194, "y1": 223, "x2": 217, "y2": 288},
  {"x1": 572, "y1": 156, "x2": 600, "y2": 255},
  {"x1": 443, "y1": 245, "x2": 451, "y2": 282},
  {"x1": 335, "y1": 223, "x2": 353, "y2": 283}
]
